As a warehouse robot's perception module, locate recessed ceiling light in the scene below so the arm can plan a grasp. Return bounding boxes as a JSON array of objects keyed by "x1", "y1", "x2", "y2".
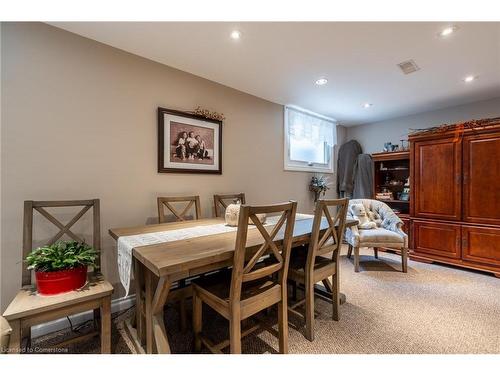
[
  {"x1": 363, "y1": 103, "x2": 373, "y2": 109},
  {"x1": 439, "y1": 25, "x2": 458, "y2": 37},
  {"x1": 230, "y1": 30, "x2": 241, "y2": 40},
  {"x1": 463, "y1": 75, "x2": 476, "y2": 83},
  {"x1": 315, "y1": 78, "x2": 328, "y2": 86}
]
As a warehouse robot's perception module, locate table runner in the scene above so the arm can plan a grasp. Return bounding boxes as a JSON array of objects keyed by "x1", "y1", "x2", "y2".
[{"x1": 117, "y1": 214, "x2": 314, "y2": 295}]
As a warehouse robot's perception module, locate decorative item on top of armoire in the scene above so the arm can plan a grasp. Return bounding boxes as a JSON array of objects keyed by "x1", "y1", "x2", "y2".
[
  {"x1": 309, "y1": 175, "x2": 331, "y2": 202},
  {"x1": 158, "y1": 107, "x2": 222, "y2": 174},
  {"x1": 337, "y1": 140, "x2": 362, "y2": 198},
  {"x1": 372, "y1": 150, "x2": 411, "y2": 254},
  {"x1": 409, "y1": 118, "x2": 500, "y2": 277}
]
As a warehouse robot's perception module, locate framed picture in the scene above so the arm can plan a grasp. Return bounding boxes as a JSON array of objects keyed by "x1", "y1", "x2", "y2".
[{"x1": 158, "y1": 107, "x2": 222, "y2": 174}]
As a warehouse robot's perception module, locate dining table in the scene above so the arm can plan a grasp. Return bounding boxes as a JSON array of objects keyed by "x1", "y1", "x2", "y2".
[{"x1": 109, "y1": 214, "x2": 358, "y2": 354}]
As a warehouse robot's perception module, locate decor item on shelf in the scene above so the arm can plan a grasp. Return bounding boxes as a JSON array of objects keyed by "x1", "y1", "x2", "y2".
[
  {"x1": 350, "y1": 203, "x2": 377, "y2": 229},
  {"x1": 400, "y1": 139, "x2": 409, "y2": 151},
  {"x1": 25, "y1": 241, "x2": 97, "y2": 295},
  {"x1": 193, "y1": 106, "x2": 225, "y2": 122},
  {"x1": 158, "y1": 107, "x2": 222, "y2": 174},
  {"x1": 376, "y1": 192, "x2": 394, "y2": 200},
  {"x1": 309, "y1": 175, "x2": 331, "y2": 202},
  {"x1": 391, "y1": 145, "x2": 399, "y2": 151},
  {"x1": 224, "y1": 199, "x2": 266, "y2": 227},
  {"x1": 383, "y1": 142, "x2": 392, "y2": 152}
]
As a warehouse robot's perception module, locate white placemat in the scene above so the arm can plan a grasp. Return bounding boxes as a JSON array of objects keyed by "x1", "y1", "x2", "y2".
[{"x1": 117, "y1": 214, "x2": 314, "y2": 295}]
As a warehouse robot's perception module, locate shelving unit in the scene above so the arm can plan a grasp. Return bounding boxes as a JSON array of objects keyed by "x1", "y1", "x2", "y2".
[
  {"x1": 372, "y1": 151, "x2": 411, "y2": 253},
  {"x1": 372, "y1": 150, "x2": 410, "y2": 216}
]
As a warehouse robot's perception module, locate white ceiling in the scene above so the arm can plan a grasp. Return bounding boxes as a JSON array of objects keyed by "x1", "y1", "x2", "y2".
[{"x1": 50, "y1": 22, "x2": 500, "y2": 126}]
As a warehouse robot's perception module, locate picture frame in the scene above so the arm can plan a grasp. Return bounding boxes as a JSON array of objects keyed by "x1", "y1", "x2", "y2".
[{"x1": 158, "y1": 107, "x2": 222, "y2": 174}]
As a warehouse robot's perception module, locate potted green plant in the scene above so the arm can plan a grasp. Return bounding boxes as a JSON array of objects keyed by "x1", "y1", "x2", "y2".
[{"x1": 25, "y1": 241, "x2": 97, "y2": 295}]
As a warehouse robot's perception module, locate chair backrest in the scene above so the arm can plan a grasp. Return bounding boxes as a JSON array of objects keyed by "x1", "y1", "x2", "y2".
[
  {"x1": 306, "y1": 198, "x2": 348, "y2": 272},
  {"x1": 157, "y1": 195, "x2": 201, "y2": 223},
  {"x1": 230, "y1": 201, "x2": 297, "y2": 303},
  {"x1": 213, "y1": 193, "x2": 246, "y2": 217},
  {"x1": 22, "y1": 199, "x2": 101, "y2": 286}
]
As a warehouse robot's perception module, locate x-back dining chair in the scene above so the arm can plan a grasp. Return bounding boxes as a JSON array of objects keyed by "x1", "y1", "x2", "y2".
[
  {"x1": 192, "y1": 201, "x2": 297, "y2": 354},
  {"x1": 213, "y1": 193, "x2": 246, "y2": 217},
  {"x1": 3, "y1": 199, "x2": 113, "y2": 353},
  {"x1": 157, "y1": 195, "x2": 201, "y2": 223},
  {"x1": 287, "y1": 198, "x2": 348, "y2": 341}
]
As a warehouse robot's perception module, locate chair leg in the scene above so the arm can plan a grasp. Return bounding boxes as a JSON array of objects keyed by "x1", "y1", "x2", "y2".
[
  {"x1": 347, "y1": 244, "x2": 353, "y2": 259},
  {"x1": 354, "y1": 246, "x2": 360, "y2": 272},
  {"x1": 8, "y1": 319, "x2": 21, "y2": 354},
  {"x1": 278, "y1": 299, "x2": 289, "y2": 353},
  {"x1": 93, "y1": 308, "x2": 101, "y2": 331},
  {"x1": 331, "y1": 274, "x2": 340, "y2": 321},
  {"x1": 401, "y1": 248, "x2": 408, "y2": 273},
  {"x1": 229, "y1": 312, "x2": 242, "y2": 354},
  {"x1": 100, "y1": 295, "x2": 112, "y2": 354},
  {"x1": 304, "y1": 282, "x2": 315, "y2": 342},
  {"x1": 374, "y1": 247, "x2": 379, "y2": 259},
  {"x1": 192, "y1": 292, "x2": 202, "y2": 353},
  {"x1": 179, "y1": 299, "x2": 187, "y2": 332}
]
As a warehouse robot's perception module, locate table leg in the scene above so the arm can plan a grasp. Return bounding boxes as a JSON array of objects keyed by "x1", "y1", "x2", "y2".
[
  {"x1": 149, "y1": 275, "x2": 172, "y2": 354},
  {"x1": 133, "y1": 258, "x2": 145, "y2": 346}
]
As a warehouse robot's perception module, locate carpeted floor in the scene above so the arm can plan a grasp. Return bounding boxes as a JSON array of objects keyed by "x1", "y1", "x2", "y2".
[{"x1": 32, "y1": 246, "x2": 500, "y2": 354}]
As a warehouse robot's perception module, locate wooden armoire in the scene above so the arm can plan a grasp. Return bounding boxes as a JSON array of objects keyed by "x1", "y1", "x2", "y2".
[{"x1": 409, "y1": 119, "x2": 500, "y2": 277}]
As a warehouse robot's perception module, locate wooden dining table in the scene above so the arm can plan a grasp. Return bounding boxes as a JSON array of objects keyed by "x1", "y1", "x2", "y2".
[{"x1": 109, "y1": 215, "x2": 357, "y2": 354}]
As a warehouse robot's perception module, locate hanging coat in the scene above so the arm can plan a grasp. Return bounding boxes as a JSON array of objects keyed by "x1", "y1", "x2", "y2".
[
  {"x1": 353, "y1": 154, "x2": 374, "y2": 199},
  {"x1": 337, "y1": 140, "x2": 362, "y2": 198}
]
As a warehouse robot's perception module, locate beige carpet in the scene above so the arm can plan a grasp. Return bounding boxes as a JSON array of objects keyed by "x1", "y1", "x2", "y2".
[{"x1": 32, "y1": 246, "x2": 500, "y2": 354}]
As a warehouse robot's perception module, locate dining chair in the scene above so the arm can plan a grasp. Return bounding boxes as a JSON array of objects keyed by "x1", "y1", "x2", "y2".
[
  {"x1": 213, "y1": 193, "x2": 246, "y2": 217},
  {"x1": 287, "y1": 198, "x2": 348, "y2": 342},
  {"x1": 192, "y1": 201, "x2": 297, "y2": 354},
  {"x1": 157, "y1": 195, "x2": 201, "y2": 223},
  {"x1": 3, "y1": 199, "x2": 113, "y2": 353}
]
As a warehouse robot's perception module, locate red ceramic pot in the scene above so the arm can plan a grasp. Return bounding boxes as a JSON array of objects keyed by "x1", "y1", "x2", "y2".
[{"x1": 35, "y1": 266, "x2": 87, "y2": 295}]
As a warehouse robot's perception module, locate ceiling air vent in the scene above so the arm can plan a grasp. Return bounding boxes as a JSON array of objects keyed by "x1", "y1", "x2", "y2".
[{"x1": 397, "y1": 59, "x2": 420, "y2": 75}]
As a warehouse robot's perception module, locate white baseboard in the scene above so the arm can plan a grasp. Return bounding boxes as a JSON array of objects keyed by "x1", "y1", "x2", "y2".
[{"x1": 31, "y1": 294, "x2": 136, "y2": 338}]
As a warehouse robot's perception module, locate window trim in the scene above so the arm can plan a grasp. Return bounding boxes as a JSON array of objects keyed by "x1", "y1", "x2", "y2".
[{"x1": 283, "y1": 105, "x2": 336, "y2": 174}]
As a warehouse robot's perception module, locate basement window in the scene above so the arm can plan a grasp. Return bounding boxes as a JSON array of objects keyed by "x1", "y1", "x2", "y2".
[{"x1": 284, "y1": 105, "x2": 336, "y2": 173}]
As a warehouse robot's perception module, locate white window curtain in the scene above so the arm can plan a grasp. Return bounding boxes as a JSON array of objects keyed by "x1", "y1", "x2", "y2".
[{"x1": 284, "y1": 106, "x2": 337, "y2": 173}]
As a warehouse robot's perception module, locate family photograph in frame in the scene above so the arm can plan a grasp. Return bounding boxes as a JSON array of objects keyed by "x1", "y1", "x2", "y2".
[{"x1": 158, "y1": 107, "x2": 222, "y2": 174}]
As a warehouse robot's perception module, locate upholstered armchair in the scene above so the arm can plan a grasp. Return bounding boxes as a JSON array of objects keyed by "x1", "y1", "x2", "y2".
[{"x1": 345, "y1": 199, "x2": 408, "y2": 273}]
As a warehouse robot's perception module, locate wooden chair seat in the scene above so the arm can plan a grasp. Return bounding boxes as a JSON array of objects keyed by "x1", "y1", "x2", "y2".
[
  {"x1": 3, "y1": 277, "x2": 113, "y2": 321},
  {"x1": 289, "y1": 256, "x2": 336, "y2": 285},
  {"x1": 192, "y1": 271, "x2": 281, "y2": 321}
]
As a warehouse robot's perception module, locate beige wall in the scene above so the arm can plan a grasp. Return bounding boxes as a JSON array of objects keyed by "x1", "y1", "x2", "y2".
[{"x1": 0, "y1": 23, "x2": 344, "y2": 310}]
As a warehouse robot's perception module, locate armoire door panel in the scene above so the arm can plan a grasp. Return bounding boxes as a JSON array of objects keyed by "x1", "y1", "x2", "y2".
[
  {"x1": 412, "y1": 220, "x2": 461, "y2": 259},
  {"x1": 462, "y1": 225, "x2": 500, "y2": 266},
  {"x1": 463, "y1": 134, "x2": 500, "y2": 226},
  {"x1": 413, "y1": 138, "x2": 462, "y2": 220}
]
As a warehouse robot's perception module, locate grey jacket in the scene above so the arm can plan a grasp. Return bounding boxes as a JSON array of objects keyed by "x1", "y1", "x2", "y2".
[
  {"x1": 337, "y1": 140, "x2": 362, "y2": 197},
  {"x1": 353, "y1": 154, "x2": 374, "y2": 199}
]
